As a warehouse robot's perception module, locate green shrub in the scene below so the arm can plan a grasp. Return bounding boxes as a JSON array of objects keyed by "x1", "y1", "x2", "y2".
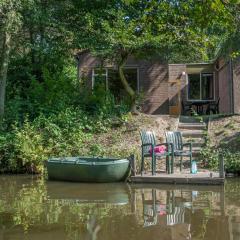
[
  {"x1": 1, "y1": 60, "x2": 132, "y2": 173},
  {"x1": 0, "y1": 106, "x2": 133, "y2": 174},
  {"x1": 200, "y1": 145, "x2": 240, "y2": 173}
]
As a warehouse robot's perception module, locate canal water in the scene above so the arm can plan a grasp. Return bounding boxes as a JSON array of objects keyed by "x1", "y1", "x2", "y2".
[{"x1": 0, "y1": 175, "x2": 240, "y2": 240}]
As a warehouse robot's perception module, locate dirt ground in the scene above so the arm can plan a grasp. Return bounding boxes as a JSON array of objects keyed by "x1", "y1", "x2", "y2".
[
  {"x1": 90, "y1": 113, "x2": 179, "y2": 171},
  {"x1": 208, "y1": 115, "x2": 240, "y2": 152}
]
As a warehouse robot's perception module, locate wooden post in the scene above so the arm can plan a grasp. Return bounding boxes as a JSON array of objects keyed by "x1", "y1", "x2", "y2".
[
  {"x1": 219, "y1": 154, "x2": 225, "y2": 178},
  {"x1": 220, "y1": 185, "x2": 225, "y2": 216},
  {"x1": 129, "y1": 154, "x2": 136, "y2": 176}
]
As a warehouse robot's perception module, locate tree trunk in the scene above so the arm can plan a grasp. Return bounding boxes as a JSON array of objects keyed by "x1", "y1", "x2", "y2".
[
  {"x1": 0, "y1": 31, "x2": 11, "y2": 119},
  {"x1": 117, "y1": 55, "x2": 137, "y2": 113}
]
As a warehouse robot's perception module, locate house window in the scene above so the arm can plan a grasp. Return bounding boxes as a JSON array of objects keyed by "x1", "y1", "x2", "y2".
[
  {"x1": 188, "y1": 73, "x2": 214, "y2": 100},
  {"x1": 92, "y1": 68, "x2": 139, "y2": 96},
  {"x1": 188, "y1": 74, "x2": 200, "y2": 100},
  {"x1": 92, "y1": 68, "x2": 107, "y2": 89},
  {"x1": 201, "y1": 73, "x2": 214, "y2": 100}
]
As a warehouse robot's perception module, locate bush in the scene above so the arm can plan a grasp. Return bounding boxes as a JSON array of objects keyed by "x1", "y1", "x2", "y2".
[
  {"x1": 0, "y1": 106, "x2": 132, "y2": 174},
  {"x1": 200, "y1": 145, "x2": 240, "y2": 173},
  {"x1": 1, "y1": 60, "x2": 132, "y2": 173}
]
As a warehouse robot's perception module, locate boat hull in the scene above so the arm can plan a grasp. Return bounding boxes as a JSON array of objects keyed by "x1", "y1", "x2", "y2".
[{"x1": 46, "y1": 157, "x2": 130, "y2": 183}]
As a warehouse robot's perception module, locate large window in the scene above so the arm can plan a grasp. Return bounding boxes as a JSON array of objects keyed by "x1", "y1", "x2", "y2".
[
  {"x1": 188, "y1": 73, "x2": 214, "y2": 100},
  {"x1": 201, "y1": 73, "x2": 214, "y2": 100},
  {"x1": 92, "y1": 68, "x2": 138, "y2": 98}
]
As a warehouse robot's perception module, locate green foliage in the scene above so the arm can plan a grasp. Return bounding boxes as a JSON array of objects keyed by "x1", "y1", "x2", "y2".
[
  {"x1": 5, "y1": 60, "x2": 130, "y2": 127},
  {"x1": 1, "y1": 0, "x2": 240, "y2": 174},
  {"x1": 199, "y1": 144, "x2": 220, "y2": 170},
  {"x1": 67, "y1": 0, "x2": 236, "y2": 105},
  {"x1": 200, "y1": 137, "x2": 240, "y2": 173},
  {"x1": 0, "y1": 102, "x2": 132, "y2": 173},
  {"x1": 72, "y1": 0, "x2": 235, "y2": 63},
  {"x1": 6, "y1": 63, "x2": 80, "y2": 122}
]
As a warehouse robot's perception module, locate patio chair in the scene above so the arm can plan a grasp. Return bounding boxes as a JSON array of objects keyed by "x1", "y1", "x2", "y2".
[
  {"x1": 166, "y1": 206, "x2": 185, "y2": 226},
  {"x1": 142, "y1": 189, "x2": 159, "y2": 227},
  {"x1": 140, "y1": 130, "x2": 173, "y2": 175},
  {"x1": 165, "y1": 131, "x2": 192, "y2": 173},
  {"x1": 206, "y1": 98, "x2": 220, "y2": 114},
  {"x1": 181, "y1": 101, "x2": 192, "y2": 115}
]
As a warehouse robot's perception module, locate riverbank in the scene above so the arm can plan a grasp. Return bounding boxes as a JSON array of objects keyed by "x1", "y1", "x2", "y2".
[
  {"x1": 0, "y1": 110, "x2": 178, "y2": 174},
  {"x1": 2, "y1": 112, "x2": 239, "y2": 176},
  {"x1": 200, "y1": 114, "x2": 240, "y2": 174}
]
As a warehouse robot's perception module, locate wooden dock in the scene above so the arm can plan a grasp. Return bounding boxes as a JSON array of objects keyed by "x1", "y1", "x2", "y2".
[
  {"x1": 130, "y1": 171, "x2": 224, "y2": 185},
  {"x1": 128, "y1": 154, "x2": 225, "y2": 185}
]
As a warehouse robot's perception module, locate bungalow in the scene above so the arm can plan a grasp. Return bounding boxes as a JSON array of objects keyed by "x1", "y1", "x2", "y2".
[{"x1": 76, "y1": 51, "x2": 240, "y2": 115}]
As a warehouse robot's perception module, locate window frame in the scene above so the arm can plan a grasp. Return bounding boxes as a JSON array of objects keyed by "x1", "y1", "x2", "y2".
[
  {"x1": 91, "y1": 67, "x2": 140, "y2": 93},
  {"x1": 91, "y1": 68, "x2": 108, "y2": 89},
  {"x1": 187, "y1": 72, "x2": 215, "y2": 101}
]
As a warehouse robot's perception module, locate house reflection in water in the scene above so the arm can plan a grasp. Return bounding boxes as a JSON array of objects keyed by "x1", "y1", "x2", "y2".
[{"x1": 137, "y1": 186, "x2": 229, "y2": 240}]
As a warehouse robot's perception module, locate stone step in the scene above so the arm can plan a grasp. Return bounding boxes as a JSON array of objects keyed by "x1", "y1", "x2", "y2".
[
  {"x1": 191, "y1": 142, "x2": 205, "y2": 148},
  {"x1": 183, "y1": 136, "x2": 204, "y2": 142},
  {"x1": 178, "y1": 123, "x2": 206, "y2": 130},
  {"x1": 192, "y1": 146, "x2": 202, "y2": 152},
  {"x1": 182, "y1": 146, "x2": 202, "y2": 153},
  {"x1": 192, "y1": 151, "x2": 200, "y2": 157},
  {"x1": 182, "y1": 136, "x2": 205, "y2": 142},
  {"x1": 179, "y1": 116, "x2": 203, "y2": 123},
  {"x1": 176, "y1": 151, "x2": 200, "y2": 158},
  {"x1": 181, "y1": 140, "x2": 204, "y2": 148},
  {"x1": 181, "y1": 130, "x2": 205, "y2": 138}
]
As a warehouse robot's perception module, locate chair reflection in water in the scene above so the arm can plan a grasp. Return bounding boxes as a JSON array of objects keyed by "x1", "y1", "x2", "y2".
[
  {"x1": 141, "y1": 187, "x2": 227, "y2": 240},
  {"x1": 142, "y1": 189, "x2": 187, "y2": 227}
]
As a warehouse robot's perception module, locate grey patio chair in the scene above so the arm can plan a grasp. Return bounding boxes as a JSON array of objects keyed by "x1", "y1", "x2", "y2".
[
  {"x1": 165, "y1": 131, "x2": 192, "y2": 173},
  {"x1": 142, "y1": 189, "x2": 159, "y2": 227},
  {"x1": 181, "y1": 100, "x2": 192, "y2": 116},
  {"x1": 140, "y1": 130, "x2": 173, "y2": 175},
  {"x1": 206, "y1": 97, "x2": 220, "y2": 115}
]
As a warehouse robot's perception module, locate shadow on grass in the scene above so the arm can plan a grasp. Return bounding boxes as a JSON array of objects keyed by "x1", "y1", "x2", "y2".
[{"x1": 219, "y1": 132, "x2": 240, "y2": 152}]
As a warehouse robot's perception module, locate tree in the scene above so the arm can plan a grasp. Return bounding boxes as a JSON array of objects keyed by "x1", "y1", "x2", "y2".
[
  {"x1": 214, "y1": 1, "x2": 240, "y2": 58},
  {"x1": 0, "y1": 0, "x2": 74, "y2": 120},
  {"x1": 70, "y1": 0, "x2": 233, "y2": 112},
  {"x1": 0, "y1": 0, "x2": 21, "y2": 119}
]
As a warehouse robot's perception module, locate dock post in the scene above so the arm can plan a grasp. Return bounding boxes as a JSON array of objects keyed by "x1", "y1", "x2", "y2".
[
  {"x1": 219, "y1": 154, "x2": 225, "y2": 178},
  {"x1": 129, "y1": 154, "x2": 136, "y2": 176},
  {"x1": 220, "y1": 185, "x2": 225, "y2": 216}
]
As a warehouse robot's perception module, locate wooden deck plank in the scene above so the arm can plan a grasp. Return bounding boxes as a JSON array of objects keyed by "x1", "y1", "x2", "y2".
[
  {"x1": 130, "y1": 172, "x2": 224, "y2": 185},
  {"x1": 131, "y1": 183, "x2": 224, "y2": 192}
]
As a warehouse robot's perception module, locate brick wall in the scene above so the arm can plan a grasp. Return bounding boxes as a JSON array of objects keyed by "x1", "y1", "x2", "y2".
[
  {"x1": 77, "y1": 51, "x2": 236, "y2": 115},
  {"x1": 77, "y1": 52, "x2": 169, "y2": 114},
  {"x1": 217, "y1": 62, "x2": 232, "y2": 113},
  {"x1": 218, "y1": 63, "x2": 231, "y2": 113},
  {"x1": 233, "y1": 58, "x2": 240, "y2": 114},
  {"x1": 139, "y1": 61, "x2": 169, "y2": 114},
  {"x1": 168, "y1": 64, "x2": 187, "y2": 104}
]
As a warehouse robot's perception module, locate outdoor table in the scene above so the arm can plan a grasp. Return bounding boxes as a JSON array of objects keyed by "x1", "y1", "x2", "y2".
[{"x1": 187, "y1": 100, "x2": 213, "y2": 115}]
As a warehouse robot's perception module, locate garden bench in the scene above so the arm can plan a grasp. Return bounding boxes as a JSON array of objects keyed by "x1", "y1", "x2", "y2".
[
  {"x1": 140, "y1": 130, "x2": 173, "y2": 175},
  {"x1": 165, "y1": 131, "x2": 192, "y2": 173}
]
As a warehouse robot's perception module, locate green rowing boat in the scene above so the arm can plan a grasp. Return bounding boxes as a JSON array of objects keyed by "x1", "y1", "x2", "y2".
[{"x1": 46, "y1": 157, "x2": 130, "y2": 183}]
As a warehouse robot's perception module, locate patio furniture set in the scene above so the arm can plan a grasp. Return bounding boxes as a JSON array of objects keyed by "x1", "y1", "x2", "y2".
[
  {"x1": 182, "y1": 98, "x2": 220, "y2": 115},
  {"x1": 140, "y1": 130, "x2": 192, "y2": 175}
]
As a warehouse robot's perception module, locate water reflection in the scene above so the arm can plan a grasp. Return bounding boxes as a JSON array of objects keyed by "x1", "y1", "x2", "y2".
[
  {"x1": 47, "y1": 182, "x2": 130, "y2": 205},
  {"x1": 138, "y1": 186, "x2": 225, "y2": 239},
  {"x1": 0, "y1": 176, "x2": 240, "y2": 240}
]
